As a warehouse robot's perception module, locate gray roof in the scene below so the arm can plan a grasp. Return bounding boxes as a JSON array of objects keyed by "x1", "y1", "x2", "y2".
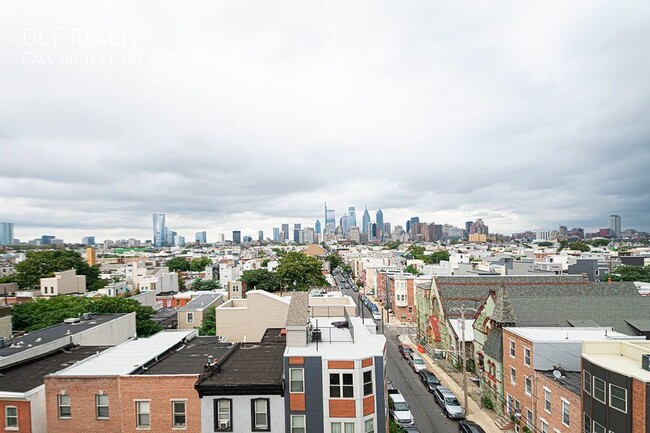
[
  {"x1": 140, "y1": 336, "x2": 231, "y2": 375},
  {"x1": 626, "y1": 320, "x2": 650, "y2": 333},
  {"x1": 540, "y1": 370, "x2": 581, "y2": 396},
  {"x1": 179, "y1": 293, "x2": 223, "y2": 311},
  {"x1": 491, "y1": 284, "x2": 516, "y2": 324},
  {"x1": 483, "y1": 328, "x2": 503, "y2": 360},
  {"x1": 286, "y1": 292, "x2": 309, "y2": 326}
]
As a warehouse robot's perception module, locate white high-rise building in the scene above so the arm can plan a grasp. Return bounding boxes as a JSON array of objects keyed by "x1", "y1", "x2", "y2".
[
  {"x1": 609, "y1": 215, "x2": 621, "y2": 238},
  {"x1": 0, "y1": 222, "x2": 14, "y2": 245}
]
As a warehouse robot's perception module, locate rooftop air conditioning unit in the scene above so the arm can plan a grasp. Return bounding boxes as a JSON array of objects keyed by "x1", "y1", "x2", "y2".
[
  {"x1": 219, "y1": 421, "x2": 230, "y2": 429},
  {"x1": 63, "y1": 318, "x2": 81, "y2": 324}
]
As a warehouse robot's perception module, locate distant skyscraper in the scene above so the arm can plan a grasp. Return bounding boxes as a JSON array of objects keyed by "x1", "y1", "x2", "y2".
[
  {"x1": 294, "y1": 223, "x2": 302, "y2": 243},
  {"x1": 258, "y1": 230, "x2": 264, "y2": 241},
  {"x1": 324, "y1": 203, "x2": 336, "y2": 233},
  {"x1": 349, "y1": 207, "x2": 357, "y2": 228},
  {"x1": 362, "y1": 205, "x2": 371, "y2": 234},
  {"x1": 0, "y1": 222, "x2": 14, "y2": 245},
  {"x1": 153, "y1": 213, "x2": 167, "y2": 247},
  {"x1": 177, "y1": 235, "x2": 186, "y2": 247},
  {"x1": 167, "y1": 230, "x2": 177, "y2": 246},
  {"x1": 465, "y1": 221, "x2": 473, "y2": 237},
  {"x1": 609, "y1": 215, "x2": 621, "y2": 238},
  {"x1": 195, "y1": 231, "x2": 207, "y2": 244},
  {"x1": 409, "y1": 217, "x2": 420, "y2": 234},
  {"x1": 383, "y1": 222, "x2": 391, "y2": 237},
  {"x1": 315, "y1": 220, "x2": 322, "y2": 235},
  {"x1": 469, "y1": 219, "x2": 489, "y2": 235},
  {"x1": 232, "y1": 231, "x2": 241, "y2": 244},
  {"x1": 41, "y1": 235, "x2": 55, "y2": 245},
  {"x1": 340, "y1": 214, "x2": 350, "y2": 235},
  {"x1": 81, "y1": 236, "x2": 95, "y2": 246},
  {"x1": 376, "y1": 209, "x2": 384, "y2": 239},
  {"x1": 281, "y1": 223, "x2": 290, "y2": 243},
  {"x1": 273, "y1": 227, "x2": 280, "y2": 242}
]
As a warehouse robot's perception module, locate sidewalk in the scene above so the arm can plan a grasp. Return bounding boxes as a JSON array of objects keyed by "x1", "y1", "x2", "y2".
[{"x1": 400, "y1": 335, "x2": 503, "y2": 433}]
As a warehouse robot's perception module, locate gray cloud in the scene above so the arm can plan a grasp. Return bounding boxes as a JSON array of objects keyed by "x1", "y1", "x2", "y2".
[{"x1": 1, "y1": 0, "x2": 649, "y2": 242}]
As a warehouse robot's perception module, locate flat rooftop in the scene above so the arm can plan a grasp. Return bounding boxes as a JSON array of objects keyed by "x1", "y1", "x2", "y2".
[
  {"x1": 0, "y1": 313, "x2": 127, "y2": 358},
  {"x1": 540, "y1": 370, "x2": 581, "y2": 395},
  {"x1": 1, "y1": 346, "x2": 109, "y2": 393},
  {"x1": 506, "y1": 327, "x2": 635, "y2": 342},
  {"x1": 52, "y1": 330, "x2": 195, "y2": 376},
  {"x1": 140, "y1": 336, "x2": 231, "y2": 375},
  {"x1": 582, "y1": 341, "x2": 650, "y2": 382}
]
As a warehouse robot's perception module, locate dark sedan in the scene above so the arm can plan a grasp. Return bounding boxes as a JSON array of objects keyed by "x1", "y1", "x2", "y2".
[
  {"x1": 398, "y1": 344, "x2": 413, "y2": 360},
  {"x1": 418, "y1": 369, "x2": 441, "y2": 392}
]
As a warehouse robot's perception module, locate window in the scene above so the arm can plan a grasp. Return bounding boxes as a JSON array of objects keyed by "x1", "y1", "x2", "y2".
[
  {"x1": 593, "y1": 421, "x2": 605, "y2": 433},
  {"x1": 583, "y1": 370, "x2": 592, "y2": 395},
  {"x1": 58, "y1": 394, "x2": 71, "y2": 418},
  {"x1": 215, "y1": 399, "x2": 232, "y2": 431},
  {"x1": 510, "y1": 340, "x2": 516, "y2": 357},
  {"x1": 172, "y1": 400, "x2": 186, "y2": 428},
  {"x1": 541, "y1": 419, "x2": 548, "y2": 433},
  {"x1": 561, "y1": 399, "x2": 570, "y2": 426},
  {"x1": 332, "y1": 422, "x2": 355, "y2": 433},
  {"x1": 251, "y1": 398, "x2": 269, "y2": 431},
  {"x1": 544, "y1": 388, "x2": 551, "y2": 413},
  {"x1": 609, "y1": 384, "x2": 627, "y2": 413},
  {"x1": 593, "y1": 377, "x2": 606, "y2": 403},
  {"x1": 187, "y1": 312, "x2": 194, "y2": 324},
  {"x1": 526, "y1": 409, "x2": 533, "y2": 427},
  {"x1": 525, "y1": 377, "x2": 532, "y2": 396},
  {"x1": 290, "y1": 368, "x2": 304, "y2": 393},
  {"x1": 364, "y1": 418, "x2": 375, "y2": 433},
  {"x1": 363, "y1": 370, "x2": 373, "y2": 396},
  {"x1": 5, "y1": 406, "x2": 17, "y2": 429},
  {"x1": 510, "y1": 367, "x2": 516, "y2": 385},
  {"x1": 96, "y1": 394, "x2": 109, "y2": 419},
  {"x1": 330, "y1": 373, "x2": 354, "y2": 398},
  {"x1": 524, "y1": 347, "x2": 531, "y2": 366},
  {"x1": 291, "y1": 415, "x2": 305, "y2": 433},
  {"x1": 584, "y1": 413, "x2": 591, "y2": 433},
  {"x1": 136, "y1": 400, "x2": 150, "y2": 428}
]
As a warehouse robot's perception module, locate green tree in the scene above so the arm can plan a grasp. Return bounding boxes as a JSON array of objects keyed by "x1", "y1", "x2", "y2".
[
  {"x1": 536, "y1": 241, "x2": 554, "y2": 247},
  {"x1": 385, "y1": 241, "x2": 401, "y2": 250},
  {"x1": 609, "y1": 265, "x2": 650, "y2": 283},
  {"x1": 568, "y1": 242, "x2": 591, "y2": 252},
  {"x1": 191, "y1": 278, "x2": 220, "y2": 291},
  {"x1": 276, "y1": 252, "x2": 327, "y2": 291},
  {"x1": 586, "y1": 239, "x2": 610, "y2": 247},
  {"x1": 198, "y1": 305, "x2": 216, "y2": 336},
  {"x1": 240, "y1": 269, "x2": 280, "y2": 292},
  {"x1": 403, "y1": 264, "x2": 422, "y2": 276},
  {"x1": 13, "y1": 249, "x2": 104, "y2": 290},
  {"x1": 326, "y1": 254, "x2": 343, "y2": 270},
  {"x1": 166, "y1": 257, "x2": 190, "y2": 272},
  {"x1": 190, "y1": 256, "x2": 212, "y2": 272},
  {"x1": 87, "y1": 296, "x2": 162, "y2": 337},
  {"x1": 429, "y1": 250, "x2": 451, "y2": 264}
]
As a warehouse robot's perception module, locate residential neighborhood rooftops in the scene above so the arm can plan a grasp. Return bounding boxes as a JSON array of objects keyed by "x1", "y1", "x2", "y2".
[
  {"x1": 141, "y1": 336, "x2": 231, "y2": 375},
  {"x1": 540, "y1": 370, "x2": 581, "y2": 395},
  {"x1": 178, "y1": 292, "x2": 223, "y2": 312}
]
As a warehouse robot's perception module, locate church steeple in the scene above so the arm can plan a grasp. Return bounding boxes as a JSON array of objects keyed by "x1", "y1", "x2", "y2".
[{"x1": 492, "y1": 284, "x2": 516, "y2": 328}]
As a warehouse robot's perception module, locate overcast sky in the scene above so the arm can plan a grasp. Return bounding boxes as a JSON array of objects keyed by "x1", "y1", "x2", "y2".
[{"x1": 1, "y1": 1, "x2": 649, "y2": 242}]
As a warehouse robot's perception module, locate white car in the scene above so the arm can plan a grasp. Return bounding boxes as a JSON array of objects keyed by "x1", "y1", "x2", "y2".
[
  {"x1": 372, "y1": 310, "x2": 382, "y2": 320},
  {"x1": 389, "y1": 392, "x2": 414, "y2": 426},
  {"x1": 409, "y1": 353, "x2": 427, "y2": 372}
]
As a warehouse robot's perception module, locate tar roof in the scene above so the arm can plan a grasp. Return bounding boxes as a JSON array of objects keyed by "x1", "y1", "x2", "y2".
[
  {"x1": 52, "y1": 330, "x2": 195, "y2": 376},
  {"x1": 140, "y1": 336, "x2": 231, "y2": 375},
  {"x1": 540, "y1": 370, "x2": 581, "y2": 395},
  {"x1": 0, "y1": 313, "x2": 128, "y2": 358},
  {"x1": 1, "y1": 346, "x2": 109, "y2": 393}
]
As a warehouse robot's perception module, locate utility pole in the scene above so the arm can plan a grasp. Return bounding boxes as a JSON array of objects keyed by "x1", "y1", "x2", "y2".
[{"x1": 461, "y1": 308, "x2": 468, "y2": 413}]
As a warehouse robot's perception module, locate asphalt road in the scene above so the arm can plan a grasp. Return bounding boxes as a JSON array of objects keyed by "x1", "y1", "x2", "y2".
[{"x1": 334, "y1": 273, "x2": 460, "y2": 433}]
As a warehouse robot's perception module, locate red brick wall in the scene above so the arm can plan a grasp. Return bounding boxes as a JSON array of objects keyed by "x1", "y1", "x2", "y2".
[
  {"x1": 0, "y1": 400, "x2": 32, "y2": 433},
  {"x1": 632, "y1": 378, "x2": 646, "y2": 433}
]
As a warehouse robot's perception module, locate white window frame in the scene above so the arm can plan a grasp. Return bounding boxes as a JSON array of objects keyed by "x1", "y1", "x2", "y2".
[
  {"x1": 252, "y1": 398, "x2": 270, "y2": 431},
  {"x1": 525, "y1": 376, "x2": 532, "y2": 396},
  {"x1": 583, "y1": 370, "x2": 592, "y2": 395},
  {"x1": 96, "y1": 394, "x2": 109, "y2": 419},
  {"x1": 541, "y1": 418, "x2": 548, "y2": 433},
  {"x1": 593, "y1": 377, "x2": 606, "y2": 403},
  {"x1": 291, "y1": 415, "x2": 306, "y2": 433},
  {"x1": 4, "y1": 406, "x2": 17, "y2": 429},
  {"x1": 364, "y1": 418, "x2": 375, "y2": 433},
  {"x1": 215, "y1": 398, "x2": 232, "y2": 431},
  {"x1": 593, "y1": 420, "x2": 605, "y2": 433},
  {"x1": 172, "y1": 400, "x2": 186, "y2": 428},
  {"x1": 544, "y1": 387, "x2": 551, "y2": 413},
  {"x1": 511, "y1": 367, "x2": 517, "y2": 385},
  {"x1": 186, "y1": 312, "x2": 194, "y2": 324},
  {"x1": 609, "y1": 384, "x2": 627, "y2": 413},
  {"x1": 290, "y1": 368, "x2": 304, "y2": 393},
  {"x1": 561, "y1": 398, "x2": 570, "y2": 427},
  {"x1": 584, "y1": 412, "x2": 591, "y2": 433},
  {"x1": 330, "y1": 372, "x2": 354, "y2": 399},
  {"x1": 509, "y1": 339, "x2": 516, "y2": 358},
  {"x1": 524, "y1": 347, "x2": 531, "y2": 366},
  {"x1": 58, "y1": 394, "x2": 71, "y2": 419},
  {"x1": 135, "y1": 400, "x2": 151, "y2": 429},
  {"x1": 526, "y1": 408, "x2": 533, "y2": 427}
]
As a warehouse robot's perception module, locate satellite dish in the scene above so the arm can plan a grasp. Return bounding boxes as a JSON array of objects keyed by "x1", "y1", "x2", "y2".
[{"x1": 552, "y1": 369, "x2": 563, "y2": 379}]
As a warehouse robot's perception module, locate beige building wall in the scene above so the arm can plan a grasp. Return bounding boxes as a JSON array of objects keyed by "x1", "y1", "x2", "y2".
[
  {"x1": 40, "y1": 269, "x2": 86, "y2": 296},
  {"x1": 215, "y1": 290, "x2": 290, "y2": 342},
  {"x1": 177, "y1": 294, "x2": 224, "y2": 330},
  {"x1": 0, "y1": 306, "x2": 11, "y2": 339}
]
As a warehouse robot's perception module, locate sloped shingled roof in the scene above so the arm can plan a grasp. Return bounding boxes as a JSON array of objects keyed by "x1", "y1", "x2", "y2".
[{"x1": 483, "y1": 328, "x2": 503, "y2": 360}]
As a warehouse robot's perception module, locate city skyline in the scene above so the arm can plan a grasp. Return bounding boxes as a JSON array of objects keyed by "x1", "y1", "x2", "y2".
[{"x1": 2, "y1": 2, "x2": 649, "y2": 242}]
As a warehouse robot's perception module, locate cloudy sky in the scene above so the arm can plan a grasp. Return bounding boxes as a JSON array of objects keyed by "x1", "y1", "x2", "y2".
[{"x1": 1, "y1": 1, "x2": 649, "y2": 242}]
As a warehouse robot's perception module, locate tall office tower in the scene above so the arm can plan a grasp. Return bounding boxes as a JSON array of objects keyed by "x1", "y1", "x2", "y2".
[
  {"x1": 465, "y1": 221, "x2": 473, "y2": 237},
  {"x1": 0, "y1": 222, "x2": 13, "y2": 245},
  {"x1": 348, "y1": 206, "x2": 357, "y2": 228},
  {"x1": 609, "y1": 215, "x2": 621, "y2": 238},
  {"x1": 273, "y1": 227, "x2": 280, "y2": 242},
  {"x1": 302, "y1": 227, "x2": 315, "y2": 244},
  {"x1": 258, "y1": 230, "x2": 264, "y2": 241},
  {"x1": 219, "y1": 233, "x2": 225, "y2": 243},
  {"x1": 324, "y1": 203, "x2": 336, "y2": 233},
  {"x1": 232, "y1": 231, "x2": 241, "y2": 244},
  {"x1": 340, "y1": 214, "x2": 350, "y2": 235},
  {"x1": 282, "y1": 224, "x2": 290, "y2": 243},
  {"x1": 195, "y1": 231, "x2": 207, "y2": 244},
  {"x1": 167, "y1": 230, "x2": 177, "y2": 246},
  {"x1": 81, "y1": 236, "x2": 95, "y2": 246},
  {"x1": 409, "y1": 217, "x2": 420, "y2": 234},
  {"x1": 314, "y1": 220, "x2": 322, "y2": 235},
  {"x1": 362, "y1": 205, "x2": 371, "y2": 234},
  {"x1": 293, "y1": 223, "x2": 302, "y2": 243},
  {"x1": 177, "y1": 235, "x2": 186, "y2": 247},
  {"x1": 376, "y1": 209, "x2": 384, "y2": 240},
  {"x1": 41, "y1": 235, "x2": 55, "y2": 245},
  {"x1": 383, "y1": 222, "x2": 391, "y2": 237},
  {"x1": 469, "y1": 218, "x2": 489, "y2": 235},
  {"x1": 153, "y1": 213, "x2": 167, "y2": 247}
]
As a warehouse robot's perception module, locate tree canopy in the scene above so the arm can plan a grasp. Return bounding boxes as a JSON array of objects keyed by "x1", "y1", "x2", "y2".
[
  {"x1": 276, "y1": 251, "x2": 327, "y2": 291},
  {"x1": 405, "y1": 245, "x2": 450, "y2": 264},
  {"x1": 609, "y1": 265, "x2": 650, "y2": 283},
  {"x1": 166, "y1": 257, "x2": 190, "y2": 272},
  {"x1": 403, "y1": 264, "x2": 422, "y2": 276},
  {"x1": 198, "y1": 305, "x2": 216, "y2": 336},
  {"x1": 190, "y1": 278, "x2": 220, "y2": 291},
  {"x1": 13, "y1": 249, "x2": 106, "y2": 290},
  {"x1": 12, "y1": 295, "x2": 162, "y2": 337},
  {"x1": 240, "y1": 268, "x2": 280, "y2": 292},
  {"x1": 190, "y1": 256, "x2": 212, "y2": 272},
  {"x1": 326, "y1": 254, "x2": 343, "y2": 270}
]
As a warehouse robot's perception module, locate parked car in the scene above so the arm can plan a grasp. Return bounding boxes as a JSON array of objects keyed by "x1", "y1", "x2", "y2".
[
  {"x1": 403, "y1": 427, "x2": 422, "y2": 433},
  {"x1": 389, "y1": 392, "x2": 414, "y2": 426},
  {"x1": 418, "y1": 369, "x2": 441, "y2": 392},
  {"x1": 352, "y1": 285, "x2": 359, "y2": 292},
  {"x1": 433, "y1": 386, "x2": 466, "y2": 419},
  {"x1": 372, "y1": 309, "x2": 382, "y2": 320},
  {"x1": 459, "y1": 420, "x2": 486, "y2": 433},
  {"x1": 408, "y1": 352, "x2": 427, "y2": 372},
  {"x1": 398, "y1": 344, "x2": 413, "y2": 360}
]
